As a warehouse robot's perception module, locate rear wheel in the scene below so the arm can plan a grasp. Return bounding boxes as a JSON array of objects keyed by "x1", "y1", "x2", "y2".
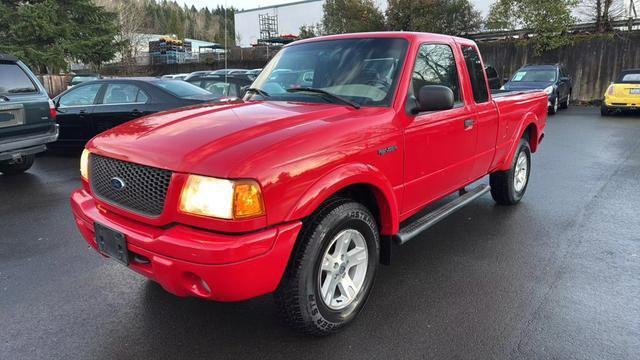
[
  {"x1": 601, "y1": 103, "x2": 611, "y2": 116},
  {"x1": 0, "y1": 154, "x2": 35, "y2": 175},
  {"x1": 490, "y1": 138, "x2": 531, "y2": 205},
  {"x1": 274, "y1": 199, "x2": 379, "y2": 336}
]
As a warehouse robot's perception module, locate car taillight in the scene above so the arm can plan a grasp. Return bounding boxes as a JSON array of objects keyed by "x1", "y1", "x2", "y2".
[
  {"x1": 48, "y1": 99, "x2": 57, "y2": 121},
  {"x1": 607, "y1": 85, "x2": 615, "y2": 96}
]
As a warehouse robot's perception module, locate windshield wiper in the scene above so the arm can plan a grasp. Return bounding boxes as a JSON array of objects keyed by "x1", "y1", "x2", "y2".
[
  {"x1": 245, "y1": 87, "x2": 270, "y2": 98},
  {"x1": 286, "y1": 87, "x2": 360, "y2": 109}
]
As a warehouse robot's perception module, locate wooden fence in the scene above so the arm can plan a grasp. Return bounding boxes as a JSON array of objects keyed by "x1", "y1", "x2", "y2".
[
  {"x1": 477, "y1": 31, "x2": 640, "y2": 102},
  {"x1": 36, "y1": 75, "x2": 69, "y2": 98}
]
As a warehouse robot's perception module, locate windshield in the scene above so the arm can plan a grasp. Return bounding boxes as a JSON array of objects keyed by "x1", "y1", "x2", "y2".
[
  {"x1": 511, "y1": 69, "x2": 557, "y2": 83},
  {"x1": 249, "y1": 38, "x2": 409, "y2": 107},
  {"x1": 155, "y1": 80, "x2": 213, "y2": 97},
  {"x1": 619, "y1": 72, "x2": 640, "y2": 83}
]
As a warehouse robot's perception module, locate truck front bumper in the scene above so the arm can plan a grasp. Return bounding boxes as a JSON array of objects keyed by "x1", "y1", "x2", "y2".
[
  {"x1": 0, "y1": 124, "x2": 58, "y2": 161},
  {"x1": 70, "y1": 188, "x2": 302, "y2": 302}
]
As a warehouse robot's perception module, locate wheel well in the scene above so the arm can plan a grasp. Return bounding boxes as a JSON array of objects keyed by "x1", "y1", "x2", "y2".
[
  {"x1": 333, "y1": 184, "x2": 381, "y2": 226},
  {"x1": 523, "y1": 123, "x2": 539, "y2": 152}
]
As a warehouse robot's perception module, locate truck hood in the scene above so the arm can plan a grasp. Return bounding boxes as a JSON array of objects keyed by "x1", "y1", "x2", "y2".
[{"x1": 88, "y1": 100, "x2": 381, "y2": 177}]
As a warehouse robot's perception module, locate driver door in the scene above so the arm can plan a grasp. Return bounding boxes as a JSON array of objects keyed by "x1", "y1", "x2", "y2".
[{"x1": 402, "y1": 43, "x2": 477, "y2": 214}]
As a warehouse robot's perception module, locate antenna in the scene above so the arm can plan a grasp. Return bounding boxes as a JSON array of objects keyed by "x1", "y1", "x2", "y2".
[{"x1": 224, "y1": 2, "x2": 228, "y2": 84}]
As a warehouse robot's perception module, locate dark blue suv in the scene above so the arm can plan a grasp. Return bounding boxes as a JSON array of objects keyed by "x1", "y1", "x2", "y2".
[
  {"x1": 0, "y1": 53, "x2": 58, "y2": 174},
  {"x1": 502, "y1": 64, "x2": 573, "y2": 115}
]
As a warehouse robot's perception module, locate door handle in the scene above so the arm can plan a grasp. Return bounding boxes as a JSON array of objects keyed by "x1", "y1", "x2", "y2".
[
  {"x1": 79, "y1": 109, "x2": 87, "y2": 114},
  {"x1": 464, "y1": 119, "x2": 475, "y2": 129},
  {"x1": 131, "y1": 109, "x2": 143, "y2": 116}
]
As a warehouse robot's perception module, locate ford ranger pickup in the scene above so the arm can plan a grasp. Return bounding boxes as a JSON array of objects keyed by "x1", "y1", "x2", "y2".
[{"x1": 70, "y1": 32, "x2": 547, "y2": 336}]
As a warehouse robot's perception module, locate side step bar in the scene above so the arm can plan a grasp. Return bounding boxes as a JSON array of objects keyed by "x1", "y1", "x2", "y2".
[{"x1": 393, "y1": 184, "x2": 491, "y2": 245}]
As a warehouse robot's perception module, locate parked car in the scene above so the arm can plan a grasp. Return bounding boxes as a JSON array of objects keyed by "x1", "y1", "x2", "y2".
[
  {"x1": 210, "y1": 68, "x2": 248, "y2": 76},
  {"x1": 71, "y1": 32, "x2": 547, "y2": 335},
  {"x1": 245, "y1": 68, "x2": 262, "y2": 80},
  {"x1": 0, "y1": 53, "x2": 58, "y2": 175},
  {"x1": 161, "y1": 73, "x2": 189, "y2": 80},
  {"x1": 601, "y1": 69, "x2": 640, "y2": 116},
  {"x1": 502, "y1": 64, "x2": 572, "y2": 114},
  {"x1": 51, "y1": 78, "x2": 219, "y2": 147},
  {"x1": 185, "y1": 73, "x2": 252, "y2": 98},
  {"x1": 69, "y1": 73, "x2": 102, "y2": 87},
  {"x1": 484, "y1": 65, "x2": 501, "y2": 90}
]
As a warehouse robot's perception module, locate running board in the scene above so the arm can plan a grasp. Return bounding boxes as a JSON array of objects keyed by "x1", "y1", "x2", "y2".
[{"x1": 393, "y1": 184, "x2": 491, "y2": 245}]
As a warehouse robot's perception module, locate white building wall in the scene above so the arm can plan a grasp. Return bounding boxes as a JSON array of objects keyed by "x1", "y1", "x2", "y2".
[{"x1": 235, "y1": 0, "x2": 324, "y2": 48}]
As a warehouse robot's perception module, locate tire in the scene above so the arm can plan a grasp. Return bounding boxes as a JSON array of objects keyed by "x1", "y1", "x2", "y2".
[
  {"x1": 0, "y1": 154, "x2": 35, "y2": 175},
  {"x1": 548, "y1": 96, "x2": 558, "y2": 115},
  {"x1": 490, "y1": 138, "x2": 531, "y2": 205},
  {"x1": 601, "y1": 103, "x2": 611, "y2": 116},
  {"x1": 274, "y1": 199, "x2": 379, "y2": 336}
]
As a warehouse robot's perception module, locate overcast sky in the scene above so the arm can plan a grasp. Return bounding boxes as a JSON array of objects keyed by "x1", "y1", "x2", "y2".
[{"x1": 178, "y1": 0, "x2": 495, "y2": 15}]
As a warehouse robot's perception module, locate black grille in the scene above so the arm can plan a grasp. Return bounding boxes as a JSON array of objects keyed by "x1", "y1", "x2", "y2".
[{"x1": 89, "y1": 154, "x2": 172, "y2": 217}]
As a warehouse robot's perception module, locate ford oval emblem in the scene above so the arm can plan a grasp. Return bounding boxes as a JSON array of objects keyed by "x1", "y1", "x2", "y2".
[{"x1": 110, "y1": 177, "x2": 126, "y2": 191}]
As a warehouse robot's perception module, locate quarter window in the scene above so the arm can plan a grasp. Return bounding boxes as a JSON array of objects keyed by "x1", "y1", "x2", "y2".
[
  {"x1": 462, "y1": 45, "x2": 489, "y2": 103},
  {"x1": 411, "y1": 44, "x2": 461, "y2": 104},
  {"x1": 59, "y1": 84, "x2": 102, "y2": 107},
  {"x1": 103, "y1": 84, "x2": 148, "y2": 104}
]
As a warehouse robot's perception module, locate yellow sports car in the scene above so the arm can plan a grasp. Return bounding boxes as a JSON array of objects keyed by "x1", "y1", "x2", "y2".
[{"x1": 601, "y1": 69, "x2": 640, "y2": 116}]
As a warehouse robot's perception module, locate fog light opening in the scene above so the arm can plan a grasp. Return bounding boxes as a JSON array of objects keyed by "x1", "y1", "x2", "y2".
[{"x1": 184, "y1": 272, "x2": 212, "y2": 297}]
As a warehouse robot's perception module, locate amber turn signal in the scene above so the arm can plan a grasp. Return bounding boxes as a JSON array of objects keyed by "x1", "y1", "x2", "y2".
[{"x1": 233, "y1": 181, "x2": 265, "y2": 219}]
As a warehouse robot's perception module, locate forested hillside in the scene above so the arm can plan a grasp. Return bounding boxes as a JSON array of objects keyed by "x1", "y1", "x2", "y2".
[{"x1": 94, "y1": 0, "x2": 236, "y2": 44}]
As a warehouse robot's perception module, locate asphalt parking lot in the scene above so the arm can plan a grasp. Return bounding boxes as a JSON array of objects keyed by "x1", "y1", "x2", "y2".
[{"x1": 1, "y1": 106, "x2": 639, "y2": 360}]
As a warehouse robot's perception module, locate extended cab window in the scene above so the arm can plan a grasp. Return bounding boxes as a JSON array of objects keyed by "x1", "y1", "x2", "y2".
[
  {"x1": 411, "y1": 44, "x2": 461, "y2": 104},
  {"x1": 0, "y1": 63, "x2": 37, "y2": 95},
  {"x1": 462, "y1": 45, "x2": 489, "y2": 103}
]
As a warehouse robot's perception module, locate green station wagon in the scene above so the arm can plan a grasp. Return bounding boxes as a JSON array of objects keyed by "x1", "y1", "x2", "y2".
[{"x1": 0, "y1": 53, "x2": 58, "y2": 174}]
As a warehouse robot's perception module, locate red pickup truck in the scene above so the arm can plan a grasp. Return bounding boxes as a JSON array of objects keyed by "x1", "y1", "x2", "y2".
[{"x1": 70, "y1": 32, "x2": 547, "y2": 335}]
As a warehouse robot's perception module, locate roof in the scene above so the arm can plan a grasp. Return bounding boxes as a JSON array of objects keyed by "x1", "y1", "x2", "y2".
[
  {"x1": 521, "y1": 64, "x2": 562, "y2": 69},
  {"x1": 0, "y1": 53, "x2": 18, "y2": 62},
  {"x1": 288, "y1": 31, "x2": 475, "y2": 48},
  {"x1": 236, "y1": 0, "x2": 322, "y2": 14}
]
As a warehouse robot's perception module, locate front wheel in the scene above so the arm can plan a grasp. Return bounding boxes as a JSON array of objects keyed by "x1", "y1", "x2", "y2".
[
  {"x1": 274, "y1": 199, "x2": 379, "y2": 336},
  {"x1": 490, "y1": 138, "x2": 531, "y2": 205},
  {"x1": 548, "y1": 96, "x2": 559, "y2": 115},
  {"x1": 0, "y1": 154, "x2": 35, "y2": 175}
]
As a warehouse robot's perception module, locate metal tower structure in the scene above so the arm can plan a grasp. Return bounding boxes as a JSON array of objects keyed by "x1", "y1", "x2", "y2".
[{"x1": 259, "y1": 13, "x2": 278, "y2": 45}]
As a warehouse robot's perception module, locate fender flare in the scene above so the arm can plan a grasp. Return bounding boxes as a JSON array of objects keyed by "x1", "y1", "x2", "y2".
[
  {"x1": 497, "y1": 112, "x2": 540, "y2": 171},
  {"x1": 285, "y1": 163, "x2": 400, "y2": 235}
]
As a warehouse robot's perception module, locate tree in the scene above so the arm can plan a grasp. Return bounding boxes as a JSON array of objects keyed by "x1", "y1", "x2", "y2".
[
  {"x1": 322, "y1": 0, "x2": 385, "y2": 34},
  {"x1": 0, "y1": 0, "x2": 120, "y2": 73},
  {"x1": 298, "y1": 24, "x2": 322, "y2": 39},
  {"x1": 579, "y1": 0, "x2": 626, "y2": 32},
  {"x1": 386, "y1": 0, "x2": 483, "y2": 35},
  {"x1": 486, "y1": 0, "x2": 578, "y2": 53}
]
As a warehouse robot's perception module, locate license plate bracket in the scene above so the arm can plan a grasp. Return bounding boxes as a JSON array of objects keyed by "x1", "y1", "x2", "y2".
[{"x1": 95, "y1": 222, "x2": 129, "y2": 266}]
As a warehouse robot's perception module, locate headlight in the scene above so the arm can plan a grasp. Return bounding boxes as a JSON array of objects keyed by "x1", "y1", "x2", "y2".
[
  {"x1": 499, "y1": 85, "x2": 505, "y2": 90},
  {"x1": 179, "y1": 175, "x2": 265, "y2": 219},
  {"x1": 80, "y1": 149, "x2": 89, "y2": 180},
  {"x1": 544, "y1": 85, "x2": 554, "y2": 95}
]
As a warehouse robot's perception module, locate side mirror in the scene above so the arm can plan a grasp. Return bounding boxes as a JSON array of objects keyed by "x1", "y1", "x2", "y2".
[
  {"x1": 503, "y1": 77, "x2": 510, "y2": 84},
  {"x1": 560, "y1": 76, "x2": 570, "y2": 82},
  {"x1": 411, "y1": 85, "x2": 454, "y2": 114}
]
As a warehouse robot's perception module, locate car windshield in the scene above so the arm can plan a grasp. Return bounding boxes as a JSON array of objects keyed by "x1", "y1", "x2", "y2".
[
  {"x1": 0, "y1": 63, "x2": 37, "y2": 95},
  {"x1": 249, "y1": 38, "x2": 409, "y2": 107},
  {"x1": 619, "y1": 72, "x2": 640, "y2": 83},
  {"x1": 155, "y1": 80, "x2": 213, "y2": 97},
  {"x1": 511, "y1": 69, "x2": 557, "y2": 83}
]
